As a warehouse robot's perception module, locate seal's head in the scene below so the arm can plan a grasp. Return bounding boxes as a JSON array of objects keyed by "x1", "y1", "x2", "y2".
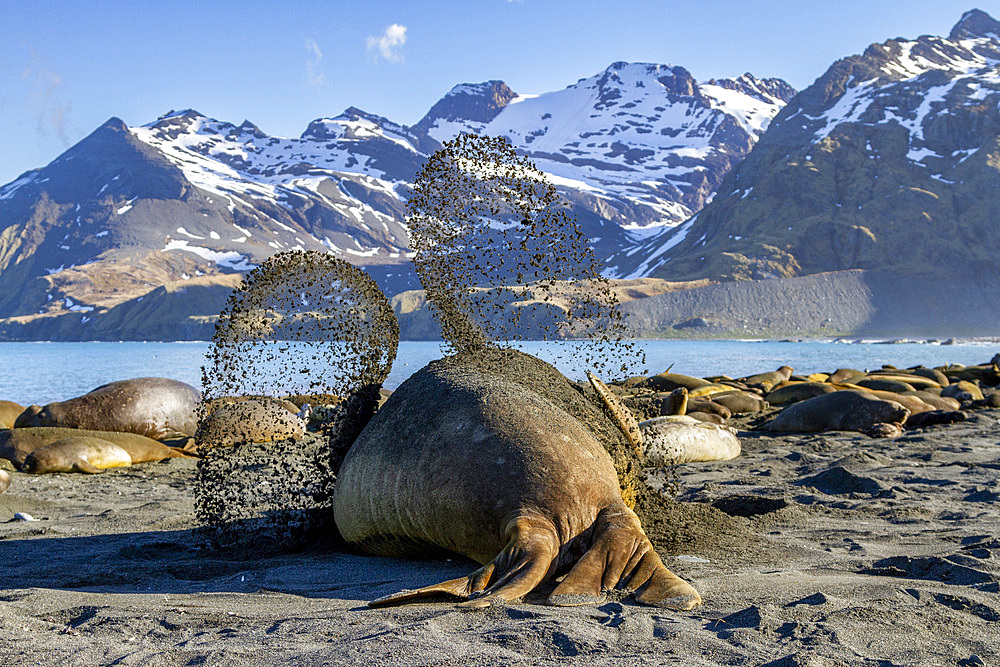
[{"x1": 13, "y1": 405, "x2": 44, "y2": 428}]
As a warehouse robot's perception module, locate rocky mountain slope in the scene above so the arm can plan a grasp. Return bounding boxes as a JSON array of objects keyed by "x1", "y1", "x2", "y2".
[
  {"x1": 0, "y1": 63, "x2": 792, "y2": 340},
  {"x1": 629, "y1": 9, "x2": 1000, "y2": 288}
]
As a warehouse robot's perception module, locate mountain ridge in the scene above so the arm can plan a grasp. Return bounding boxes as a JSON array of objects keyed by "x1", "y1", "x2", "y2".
[
  {"x1": 0, "y1": 59, "x2": 793, "y2": 340},
  {"x1": 625, "y1": 8, "x2": 1000, "y2": 288}
]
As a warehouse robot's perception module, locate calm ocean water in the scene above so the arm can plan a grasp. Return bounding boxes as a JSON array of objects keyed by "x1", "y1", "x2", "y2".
[{"x1": 0, "y1": 339, "x2": 997, "y2": 406}]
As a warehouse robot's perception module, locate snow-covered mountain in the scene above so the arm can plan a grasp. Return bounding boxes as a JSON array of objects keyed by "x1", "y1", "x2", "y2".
[
  {"x1": 629, "y1": 9, "x2": 1000, "y2": 283},
  {"x1": 416, "y1": 64, "x2": 794, "y2": 227},
  {"x1": 0, "y1": 61, "x2": 793, "y2": 338}
]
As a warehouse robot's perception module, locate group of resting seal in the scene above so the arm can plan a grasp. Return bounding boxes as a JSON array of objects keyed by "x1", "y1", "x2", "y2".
[
  {"x1": 0, "y1": 378, "x2": 202, "y2": 477},
  {"x1": 0, "y1": 379, "x2": 319, "y2": 479},
  {"x1": 613, "y1": 360, "x2": 1000, "y2": 439}
]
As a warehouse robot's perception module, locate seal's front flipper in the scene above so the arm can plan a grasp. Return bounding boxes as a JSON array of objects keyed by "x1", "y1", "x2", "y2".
[
  {"x1": 72, "y1": 459, "x2": 104, "y2": 474},
  {"x1": 547, "y1": 505, "x2": 701, "y2": 610},
  {"x1": 369, "y1": 516, "x2": 559, "y2": 608}
]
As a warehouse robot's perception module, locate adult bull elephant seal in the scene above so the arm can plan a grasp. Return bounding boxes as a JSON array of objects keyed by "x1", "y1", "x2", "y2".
[
  {"x1": 16, "y1": 378, "x2": 200, "y2": 440},
  {"x1": 334, "y1": 350, "x2": 701, "y2": 610}
]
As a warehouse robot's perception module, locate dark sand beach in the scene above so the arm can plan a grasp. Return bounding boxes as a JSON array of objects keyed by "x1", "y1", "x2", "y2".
[{"x1": 1, "y1": 407, "x2": 998, "y2": 666}]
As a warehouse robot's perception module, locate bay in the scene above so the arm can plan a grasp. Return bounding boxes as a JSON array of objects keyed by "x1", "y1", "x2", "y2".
[{"x1": 0, "y1": 339, "x2": 997, "y2": 406}]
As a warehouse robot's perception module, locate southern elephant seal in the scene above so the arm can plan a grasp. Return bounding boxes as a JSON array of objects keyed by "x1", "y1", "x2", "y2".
[
  {"x1": 711, "y1": 391, "x2": 769, "y2": 414},
  {"x1": 334, "y1": 350, "x2": 702, "y2": 610},
  {"x1": 905, "y1": 410, "x2": 968, "y2": 429},
  {"x1": 902, "y1": 391, "x2": 960, "y2": 411},
  {"x1": 942, "y1": 381, "x2": 985, "y2": 402},
  {"x1": 854, "y1": 378, "x2": 917, "y2": 393},
  {"x1": 641, "y1": 372, "x2": 713, "y2": 393},
  {"x1": 760, "y1": 391, "x2": 909, "y2": 434},
  {"x1": 195, "y1": 398, "x2": 306, "y2": 449},
  {"x1": 828, "y1": 368, "x2": 865, "y2": 384},
  {"x1": 766, "y1": 382, "x2": 836, "y2": 406},
  {"x1": 686, "y1": 411, "x2": 725, "y2": 424},
  {"x1": 943, "y1": 364, "x2": 1000, "y2": 386},
  {"x1": 848, "y1": 388, "x2": 935, "y2": 416},
  {"x1": 740, "y1": 366, "x2": 793, "y2": 391},
  {"x1": 588, "y1": 377, "x2": 739, "y2": 463},
  {"x1": 16, "y1": 378, "x2": 200, "y2": 440},
  {"x1": 685, "y1": 398, "x2": 731, "y2": 420},
  {"x1": 0, "y1": 427, "x2": 187, "y2": 469},
  {"x1": 0, "y1": 401, "x2": 25, "y2": 428},
  {"x1": 0, "y1": 469, "x2": 9, "y2": 493},
  {"x1": 638, "y1": 416, "x2": 740, "y2": 464},
  {"x1": 661, "y1": 388, "x2": 689, "y2": 416},
  {"x1": 22, "y1": 436, "x2": 132, "y2": 474},
  {"x1": 586, "y1": 371, "x2": 642, "y2": 452},
  {"x1": 864, "y1": 372, "x2": 942, "y2": 391},
  {"x1": 908, "y1": 367, "x2": 950, "y2": 386}
]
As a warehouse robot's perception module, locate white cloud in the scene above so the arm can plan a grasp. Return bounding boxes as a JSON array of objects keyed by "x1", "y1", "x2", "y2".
[
  {"x1": 366, "y1": 24, "x2": 407, "y2": 64},
  {"x1": 22, "y1": 52, "x2": 73, "y2": 145},
  {"x1": 305, "y1": 39, "x2": 326, "y2": 86}
]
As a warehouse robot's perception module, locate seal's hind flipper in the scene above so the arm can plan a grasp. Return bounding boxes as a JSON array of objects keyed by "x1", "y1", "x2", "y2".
[
  {"x1": 369, "y1": 517, "x2": 559, "y2": 608},
  {"x1": 548, "y1": 505, "x2": 701, "y2": 610}
]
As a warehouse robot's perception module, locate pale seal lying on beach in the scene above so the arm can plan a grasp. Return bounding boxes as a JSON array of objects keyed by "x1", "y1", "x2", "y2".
[
  {"x1": 334, "y1": 350, "x2": 702, "y2": 610},
  {"x1": 21, "y1": 436, "x2": 133, "y2": 474},
  {"x1": 942, "y1": 380, "x2": 985, "y2": 402},
  {"x1": 0, "y1": 427, "x2": 193, "y2": 469},
  {"x1": 638, "y1": 416, "x2": 741, "y2": 464},
  {"x1": 0, "y1": 469, "x2": 9, "y2": 493},
  {"x1": 760, "y1": 391, "x2": 909, "y2": 434},
  {"x1": 587, "y1": 375, "x2": 740, "y2": 463},
  {"x1": 16, "y1": 378, "x2": 200, "y2": 440}
]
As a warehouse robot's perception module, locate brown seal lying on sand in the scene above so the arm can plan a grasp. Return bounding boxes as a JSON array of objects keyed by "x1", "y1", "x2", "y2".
[
  {"x1": 334, "y1": 350, "x2": 702, "y2": 610},
  {"x1": 196, "y1": 398, "x2": 306, "y2": 449},
  {"x1": 16, "y1": 378, "x2": 200, "y2": 440},
  {"x1": 0, "y1": 427, "x2": 193, "y2": 470},
  {"x1": 21, "y1": 436, "x2": 133, "y2": 474},
  {"x1": 760, "y1": 391, "x2": 909, "y2": 434}
]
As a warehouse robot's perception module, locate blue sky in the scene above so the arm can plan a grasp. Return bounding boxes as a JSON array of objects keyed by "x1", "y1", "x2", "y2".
[{"x1": 2, "y1": 0, "x2": 998, "y2": 184}]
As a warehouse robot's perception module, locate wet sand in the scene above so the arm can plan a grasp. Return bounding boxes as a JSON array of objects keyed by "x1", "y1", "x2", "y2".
[{"x1": 1, "y1": 410, "x2": 998, "y2": 666}]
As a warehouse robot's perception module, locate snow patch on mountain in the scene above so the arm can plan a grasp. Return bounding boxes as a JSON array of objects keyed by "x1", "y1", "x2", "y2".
[{"x1": 163, "y1": 239, "x2": 254, "y2": 271}]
